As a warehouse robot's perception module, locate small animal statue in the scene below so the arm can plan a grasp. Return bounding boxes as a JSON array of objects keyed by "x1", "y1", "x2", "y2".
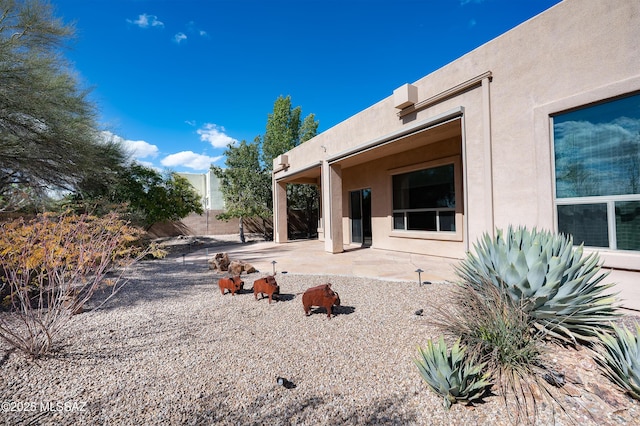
[
  {"x1": 253, "y1": 275, "x2": 280, "y2": 303},
  {"x1": 218, "y1": 275, "x2": 244, "y2": 296},
  {"x1": 302, "y1": 283, "x2": 341, "y2": 319}
]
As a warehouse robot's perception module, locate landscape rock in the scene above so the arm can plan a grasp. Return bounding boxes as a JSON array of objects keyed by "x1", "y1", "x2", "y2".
[
  {"x1": 228, "y1": 260, "x2": 244, "y2": 276},
  {"x1": 209, "y1": 252, "x2": 230, "y2": 271}
]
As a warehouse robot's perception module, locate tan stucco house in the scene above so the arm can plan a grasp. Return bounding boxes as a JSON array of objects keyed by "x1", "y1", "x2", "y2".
[{"x1": 272, "y1": 0, "x2": 640, "y2": 294}]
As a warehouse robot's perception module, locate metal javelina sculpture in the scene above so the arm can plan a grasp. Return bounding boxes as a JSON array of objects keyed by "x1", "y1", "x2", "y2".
[
  {"x1": 302, "y1": 283, "x2": 341, "y2": 319},
  {"x1": 253, "y1": 275, "x2": 280, "y2": 303},
  {"x1": 218, "y1": 275, "x2": 244, "y2": 296}
]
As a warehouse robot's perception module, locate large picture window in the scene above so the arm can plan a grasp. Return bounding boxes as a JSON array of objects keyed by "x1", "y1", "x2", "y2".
[
  {"x1": 392, "y1": 163, "x2": 456, "y2": 232},
  {"x1": 553, "y1": 92, "x2": 640, "y2": 251}
]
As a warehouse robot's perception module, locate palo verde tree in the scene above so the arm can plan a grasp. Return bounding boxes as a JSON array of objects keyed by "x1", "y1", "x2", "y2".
[
  {"x1": 211, "y1": 138, "x2": 271, "y2": 243},
  {"x1": 0, "y1": 0, "x2": 120, "y2": 211},
  {"x1": 261, "y1": 95, "x2": 319, "y2": 238}
]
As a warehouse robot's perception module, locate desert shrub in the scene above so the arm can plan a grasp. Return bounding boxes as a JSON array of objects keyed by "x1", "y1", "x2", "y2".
[
  {"x1": 438, "y1": 282, "x2": 542, "y2": 373},
  {"x1": 433, "y1": 281, "x2": 556, "y2": 424},
  {"x1": 455, "y1": 226, "x2": 618, "y2": 345},
  {"x1": 595, "y1": 323, "x2": 640, "y2": 400},
  {"x1": 414, "y1": 336, "x2": 491, "y2": 409},
  {"x1": 0, "y1": 212, "x2": 157, "y2": 358}
]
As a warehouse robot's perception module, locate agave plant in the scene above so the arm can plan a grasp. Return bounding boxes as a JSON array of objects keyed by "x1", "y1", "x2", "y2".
[
  {"x1": 595, "y1": 323, "x2": 640, "y2": 400},
  {"x1": 455, "y1": 226, "x2": 619, "y2": 344},
  {"x1": 414, "y1": 336, "x2": 491, "y2": 409}
]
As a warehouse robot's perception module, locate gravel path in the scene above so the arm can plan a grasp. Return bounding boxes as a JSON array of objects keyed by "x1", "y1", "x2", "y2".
[{"x1": 1, "y1": 257, "x2": 638, "y2": 425}]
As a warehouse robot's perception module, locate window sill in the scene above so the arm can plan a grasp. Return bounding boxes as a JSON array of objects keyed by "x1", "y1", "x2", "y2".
[
  {"x1": 586, "y1": 248, "x2": 640, "y2": 272},
  {"x1": 390, "y1": 230, "x2": 462, "y2": 242}
]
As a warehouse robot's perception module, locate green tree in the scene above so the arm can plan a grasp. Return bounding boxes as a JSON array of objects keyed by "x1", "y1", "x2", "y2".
[
  {"x1": 68, "y1": 163, "x2": 203, "y2": 230},
  {"x1": 261, "y1": 95, "x2": 320, "y2": 238},
  {"x1": 289, "y1": 113, "x2": 320, "y2": 237},
  {"x1": 261, "y1": 95, "x2": 302, "y2": 170},
  {"x1": 212, "y1": 138, "x2": 271, "y2": 243},
  {"x1": 299, "y1": 113, "x2": 319, "y2": 145},
  {"x1": 0, "y1": 0, "x2": 120, "y2": 209}
]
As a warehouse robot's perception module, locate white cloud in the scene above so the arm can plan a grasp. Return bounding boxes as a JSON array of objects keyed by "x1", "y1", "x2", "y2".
[
  {"x1": 161, "y1": 151, "x2": 223, "y2": 170},
  {"x1": 126, "y1": 140, "x2": 160, "y2": 159},
  {"x1": 101, "y1": 131, "x2": 159, "y2": 159},
  {"x1": 127, "y1": 14, "x2": 164, "y2": 29},
  {"x1": 173, "y1": 32, "x2": 187, "y2": 44},
  {"x1": 186, "y1": 21, "x2": 209, "y2": 38},
  {"x1": 197, "y1": 123, "x2": 238, "y2": 148}
]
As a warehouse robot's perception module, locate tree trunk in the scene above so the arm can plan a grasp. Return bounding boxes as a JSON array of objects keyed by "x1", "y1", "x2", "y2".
[
  {"x1": 306, "y1": 197, "x2": 314, "y2": 239},
  {"x1": 262, "y1": 217, "x2": 268, "y2": 241},
  {"x1": 239, "y1": 216, "x2": 245, "y2": 243}
]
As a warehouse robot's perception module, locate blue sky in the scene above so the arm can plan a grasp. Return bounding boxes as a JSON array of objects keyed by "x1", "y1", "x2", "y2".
[{"x1": 51, "y1": 0, "x2": 562, "y2": 172}]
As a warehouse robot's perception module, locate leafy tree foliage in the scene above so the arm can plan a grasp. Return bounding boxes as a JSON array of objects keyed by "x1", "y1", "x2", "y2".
[
  {"x1": 261, "y1": 95, "x2": 302, "y2": 171},
  {"x1": 0, "y1": 0, "x2": 124, "y2": 211},
  {"x1": 299, "y1": 113, "x2": 319, "y2": 145},
  {"x1": 261, "y1": 95, "x2": 320, "y2": 238},
  {"x1": 211, "y1": 138, "x2": 271, "y2": 243},
  {"x1": 212, "y1": 95, "x2": 319, "y2": 241},
  {"x1": 289, "y1": 113, "x2": 320, "y2": 237},
  {"x1": 261, "y1": 95, "x2": 319, "y2": 170},
  {"x1": 68, "y1": 163, "x2": 204, "y2": 230}
]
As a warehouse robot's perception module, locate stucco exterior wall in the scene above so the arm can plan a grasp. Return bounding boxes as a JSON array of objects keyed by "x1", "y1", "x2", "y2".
[
  {"x1": 475, "y1": 0, "x2": 638, "y2": 231},
  {"x1": 273, "y1": 0, "x2": 640, "y2": 272},
  {"x1": 340, "y1": 137, "x2": 464, "y2": 258}
]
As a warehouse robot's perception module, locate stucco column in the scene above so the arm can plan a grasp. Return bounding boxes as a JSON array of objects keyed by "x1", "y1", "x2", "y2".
[
  {"x1": 322, "y1": 161, "x2": 344, "y2": 253},
  {"x1": 481, "y1": 76, "x2": 495, "y2": 238},
  {"x1": 273, "y1": 179, "x2": 288, "y2": 243}
]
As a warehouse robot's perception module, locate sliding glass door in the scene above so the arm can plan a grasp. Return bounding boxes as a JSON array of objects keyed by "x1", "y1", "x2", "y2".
[{"x1": 350, "y1": 188, "x2": 372, "y2": 246}]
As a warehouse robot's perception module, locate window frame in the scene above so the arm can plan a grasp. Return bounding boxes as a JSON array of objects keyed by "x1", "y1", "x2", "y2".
[
  {"x1": 388, "y1": 155, "x2": 463, "y2": 242},
  {"x1": 551, "y1": 92, "x2": 640, "y2": 252}
]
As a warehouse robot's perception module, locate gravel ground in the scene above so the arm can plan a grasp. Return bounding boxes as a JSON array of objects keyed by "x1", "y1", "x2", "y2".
[{"x1": 1, "y1": 255, "x2": 639, "y2": 425}]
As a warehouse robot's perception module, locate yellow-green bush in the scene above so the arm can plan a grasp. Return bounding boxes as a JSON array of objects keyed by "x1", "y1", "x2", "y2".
[{"x1": 0, "y1": 212, "x2": 156, "y2": 358}]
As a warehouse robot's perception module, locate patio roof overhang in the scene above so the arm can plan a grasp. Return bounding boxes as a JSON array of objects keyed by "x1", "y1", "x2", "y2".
[
  {"x1": 328, "y1": 112, "x2": 462, "y2": 170},
  {"x1": 275, "y1": 106, "x2": 463, "y2": 184},
  {"x1": 274, "y1": 161, "x2": 322, "y2": 184}
]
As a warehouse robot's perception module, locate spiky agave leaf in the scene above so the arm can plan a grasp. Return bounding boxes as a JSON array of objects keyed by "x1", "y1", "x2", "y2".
[
  {"x1": 414, "y1": 336, "x2": 491, "y2": 409},
  {"x1": 455, "y1": 226, "x2": 619, "y2": 344},
  {"x1": 595, "y1": 323, "x2": 640, "y2": 400}
]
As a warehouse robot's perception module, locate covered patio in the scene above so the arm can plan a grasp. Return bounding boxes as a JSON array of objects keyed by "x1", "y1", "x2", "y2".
[
  {"x1": 272, "y1": 112, "x2": 467, "y2": 258},
  {"x1": 179, "y1": 238, "x2": 459, "y2": 284}
]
